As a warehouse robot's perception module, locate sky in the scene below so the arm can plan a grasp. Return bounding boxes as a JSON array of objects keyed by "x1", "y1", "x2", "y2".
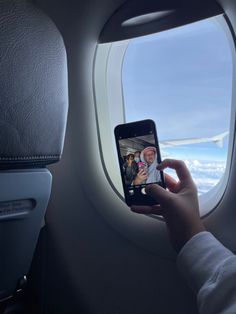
[{"x1": 122, "y1": 16, "x2": 233, "y2": 163}]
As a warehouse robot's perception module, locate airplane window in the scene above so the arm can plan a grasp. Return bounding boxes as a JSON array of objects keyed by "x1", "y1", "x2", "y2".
[{"x1": 122, "y1": 17, "x2": 233, "y2": 195}]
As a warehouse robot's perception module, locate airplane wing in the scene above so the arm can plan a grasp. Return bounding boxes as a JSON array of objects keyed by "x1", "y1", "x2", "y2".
[{"x1": 160, "y1": 131, "x2": 229, "y2": 149}]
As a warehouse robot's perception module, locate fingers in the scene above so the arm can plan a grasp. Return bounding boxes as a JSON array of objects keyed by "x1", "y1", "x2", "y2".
[
  {"x1": 157, "y1": 159, "x2": 192, "y2": 182},
  {"x1": 138, "y1": 169, "x2": 146, "y2": 175},
  {"x1": 145, "y1": 183, "x2": 170, "y2": 203},
  {"x1": 131, "y1": 204, "x2": 163, "y2": 215},
  {"x1": 137, "y1": 169, "x2": 147, "y2": 179},
  {"x1": 164, "y1": 173, "x2": 178, "y2": 192}
]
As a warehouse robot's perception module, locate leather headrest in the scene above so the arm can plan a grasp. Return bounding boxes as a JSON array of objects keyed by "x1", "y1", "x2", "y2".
[{"x1": 0, "y1": 0, "x2": 68, "y2": 169}]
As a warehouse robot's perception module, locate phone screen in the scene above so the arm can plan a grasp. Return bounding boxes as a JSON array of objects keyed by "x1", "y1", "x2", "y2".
[{"x1": 115, "y1": 120, "x2": 165, "y2": 206}]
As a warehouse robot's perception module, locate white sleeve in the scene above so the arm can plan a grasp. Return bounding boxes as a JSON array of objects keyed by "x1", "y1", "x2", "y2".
[{"x1": 177, "y1": 231, "x2": 236, "y2": 314}]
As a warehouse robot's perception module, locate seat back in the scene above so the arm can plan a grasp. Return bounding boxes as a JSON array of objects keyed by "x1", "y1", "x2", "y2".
[{"x1": 0, "y1": 0, "x2": 68, "y2": 300}]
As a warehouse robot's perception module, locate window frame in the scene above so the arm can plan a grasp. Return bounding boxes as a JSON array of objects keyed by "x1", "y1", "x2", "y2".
[{"x1": 93, "y1": 14, "x2": 236, "y2": 217}]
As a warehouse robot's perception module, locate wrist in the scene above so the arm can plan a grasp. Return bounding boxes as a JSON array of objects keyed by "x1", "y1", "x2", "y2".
[{"x1": 181, "y1": 224, "x2": 206, "y2": 251}]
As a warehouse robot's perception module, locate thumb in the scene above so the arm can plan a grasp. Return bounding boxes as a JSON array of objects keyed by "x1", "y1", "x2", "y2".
[{"x1": 145, "y1": 184, "x2": 170, "y2": 204}]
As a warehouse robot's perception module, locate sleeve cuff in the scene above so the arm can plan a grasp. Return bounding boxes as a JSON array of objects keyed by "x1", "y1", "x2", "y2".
[{"x1": 177, "y1": 231, "x2": 233, "y2": 292}]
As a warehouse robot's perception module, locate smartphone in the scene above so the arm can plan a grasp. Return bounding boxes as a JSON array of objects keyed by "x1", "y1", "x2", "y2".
[{"x1": 114, "y1": 119, "x2": 165, "y2": 206}]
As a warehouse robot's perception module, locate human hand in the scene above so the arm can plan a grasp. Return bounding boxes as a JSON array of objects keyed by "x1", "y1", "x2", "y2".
[
  {"x1": 131, "y1": 159, "x2": 205, "y2": 252},
  {"x1": 133, "y1": 168, "x2": 148, "y2": 185}
]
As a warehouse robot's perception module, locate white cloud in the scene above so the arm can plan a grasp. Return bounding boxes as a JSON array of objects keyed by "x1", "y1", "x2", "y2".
[{"x1": 165, "y1": 159, "x2": 226, "y2": 195}]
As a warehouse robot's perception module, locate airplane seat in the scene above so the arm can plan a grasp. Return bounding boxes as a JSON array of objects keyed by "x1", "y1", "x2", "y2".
[{"x1": 0, "y1": 0, "x2": 68, "y2": 304}]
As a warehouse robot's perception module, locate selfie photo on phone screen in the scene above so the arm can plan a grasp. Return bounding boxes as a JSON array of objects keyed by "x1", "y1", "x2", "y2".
[{"x1": 120, "y1": 135, "x2": 162, "y2": 188}]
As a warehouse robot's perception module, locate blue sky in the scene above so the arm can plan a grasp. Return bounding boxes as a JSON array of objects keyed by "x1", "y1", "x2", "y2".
[{"x1": 122, "y1": 17, "x2": 232, "y2": 161}]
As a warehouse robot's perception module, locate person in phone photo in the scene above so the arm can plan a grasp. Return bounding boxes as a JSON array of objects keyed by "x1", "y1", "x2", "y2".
[
  {"x1": 134, "y1": 146, "x2": 161, "y2": 185},
  {"x1": 123, "y1": 153, "x2": 138, "y2": 186},
  {"x1": 134, "y1": 151, "x2": 141, "y2": 163}
]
